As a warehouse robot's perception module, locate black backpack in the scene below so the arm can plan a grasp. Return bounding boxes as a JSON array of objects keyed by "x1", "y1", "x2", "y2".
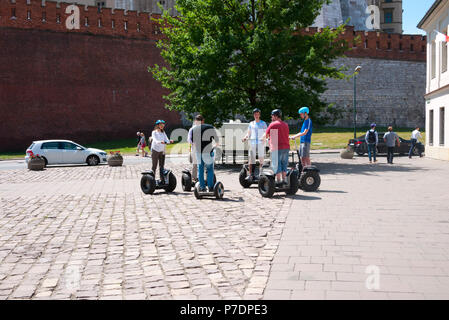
[{"x1": 368, "y1": 130, "x2": 376, "y2": 144}]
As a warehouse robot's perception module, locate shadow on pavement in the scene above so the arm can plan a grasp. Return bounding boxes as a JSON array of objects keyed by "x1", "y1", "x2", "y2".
[{"x1": 312, "y1": 161, "x2": 425, "y2": 176}]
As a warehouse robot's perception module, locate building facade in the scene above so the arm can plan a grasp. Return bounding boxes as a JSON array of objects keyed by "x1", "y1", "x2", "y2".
[
  {"x1": 315, "y1": 0, "x2": 403, "y2": 33},
  {"x1": 418, "y1": 0, "x2": 449, "y2": 161}
]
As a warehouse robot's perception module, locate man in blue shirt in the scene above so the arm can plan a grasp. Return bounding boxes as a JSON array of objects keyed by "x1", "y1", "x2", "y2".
[{"x1": 290, "y1": 107, "x2": 312, "y2": 167}]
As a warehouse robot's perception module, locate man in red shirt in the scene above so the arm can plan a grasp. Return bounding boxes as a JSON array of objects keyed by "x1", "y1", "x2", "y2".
[{"x1": 264, "y1": 109, "x2": 291, "y2": 186}]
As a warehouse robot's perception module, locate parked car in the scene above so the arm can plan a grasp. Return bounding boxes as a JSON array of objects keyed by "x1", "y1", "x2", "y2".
[
  {"x1": 25, "y1": 140, "x2": 108, "y2": 166},
  {"x1": 348, "y1": 133, "x2": 424, "y2": 157}
]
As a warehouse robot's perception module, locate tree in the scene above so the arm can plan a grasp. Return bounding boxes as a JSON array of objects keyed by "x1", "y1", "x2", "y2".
[{"x1": 150, "y1": 0, "x2": 351, "y2": 125}]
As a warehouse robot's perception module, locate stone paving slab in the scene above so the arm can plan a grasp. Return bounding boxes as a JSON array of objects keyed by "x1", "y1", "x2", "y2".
[
  {"x1": 0, "y1": 161, "x2": 291, "y2": 299},
  {"x1": 265, "y1": 156, "x2": 449, "y2": 300}
]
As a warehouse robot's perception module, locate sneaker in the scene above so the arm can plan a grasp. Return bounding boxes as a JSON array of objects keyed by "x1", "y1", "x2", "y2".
[
  {"x1": 199, "y1": 186, "x2": 207, "y2": 192},
  {"x1": 245, "y1": 175, "x2": 253, "y2": 183}
]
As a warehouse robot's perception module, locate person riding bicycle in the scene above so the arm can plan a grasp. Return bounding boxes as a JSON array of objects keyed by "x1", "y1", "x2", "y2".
[
  {"x1": 190, "y1": 115, "x2": 220, "y2": 192},
  {"x1": 242, "y1": 108, "x2": 267, "y2": 182}
]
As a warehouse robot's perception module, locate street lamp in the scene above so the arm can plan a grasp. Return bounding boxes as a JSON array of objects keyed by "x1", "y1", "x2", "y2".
[{"x1": 353, "y1": 65, "x2": 362, "y2": 140}]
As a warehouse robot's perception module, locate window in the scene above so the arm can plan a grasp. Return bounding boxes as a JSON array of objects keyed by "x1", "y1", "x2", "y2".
[
  {"x1": 384, "y1": 10, "x2": 393, "y2": 24},
  {"x1": 41, "y1": 142, "x2": 60, "y2": 150},
  {"x1": 376, "y1": 41, "x2": 380, "y2": 49},
  {"x1": 56, "y1": 14, "x2": 61, "y2": 24},
  {"x1": 85, "y1": 17, "x2": 89, "y2": 27},
  {"x1": 440, "y1": 107, "x2": 445, "y2": 146},
  {"x1": 443, "y1": 29, "x2": 448, "y2": 73},
  {"x1": 27, "y1": 10, "x2": 31, "y2": 20},
  {"x1": 429, "y1": 110, "x2": 434, "y2": 145},
  {"x1": 410, "y1": 44, "x2": 414, "y2": 52},
  {"x1": 385, "y1": 0, "x2": 392, "y2": 3},
  {"x1": 124, "y1": 21, "x2": 128, "y2": 31},
  {"x1": 432, "y1": 41, "x2": 436, "y2": 79},
  {"x1": 98, "y1": 18, "x2": 102, "y2": 27},
  {"x1": 61, "y1": 142, "x2": 78, "y2": 150},
  {"x1": 11, "y1": 8, "x2": 16, "y2": 18},
  {"x1": 112, "y1": 19, "x2": 115, "y2": 29},
  {"x1": 42, "y1": 12, "x2": 46, "y2": 22},
  {"x1": 387, "y1": 42, "x2": 391, "y2": 50}
]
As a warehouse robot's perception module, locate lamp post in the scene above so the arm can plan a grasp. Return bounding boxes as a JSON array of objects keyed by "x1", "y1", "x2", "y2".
[{"x1": 353, "y1": 65, "x2": 362, "y2": 140}]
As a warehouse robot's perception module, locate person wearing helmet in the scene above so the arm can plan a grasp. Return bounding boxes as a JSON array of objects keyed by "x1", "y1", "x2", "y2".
[
  {"x1": 365, "y1": 123, "x2": 378, "y2": 163},
  {"x1": 242, "y1": 108, "x2": 268, "y2": 181},
  {"x1": 151, "y1": 120, "x2": 174, "y2": 182},
  {"x1": 290, "y1": 107, "x2": 312, "y2": 167},
  {"x1": 264, "y1": 109, "x2": 290, "y2": 186}
]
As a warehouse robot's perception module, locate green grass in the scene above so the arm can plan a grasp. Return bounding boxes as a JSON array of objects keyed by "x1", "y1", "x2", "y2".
[{"x1": 0, "y1": 128, "x2": 425, "y2": 160}]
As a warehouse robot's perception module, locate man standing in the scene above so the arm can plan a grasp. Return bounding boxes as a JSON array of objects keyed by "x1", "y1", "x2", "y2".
[
  {"x1": 136, "y1": 131, "x2": 141, "y2": 156},
  {"x1": 365, "y1": 123, "x2": 378, "y2": 163},
  {"x1": 384, "y1": 126, "x2": 400, "y2": 164},
  {"x1": 289, "y1": 107, "x2": 312, "y2": 168},
  {"x1": 264, "y1": 109, "x2": 290, "y2": 186},
  {"x1": 187, "y1": 115, "x2": 203, "y2": 182},
  {"x1": 409, "y1": 127, "x2": 423, "y2": 159},
  {"x1": 191, "y1": 115, "x2": 220, "y2": 192},
  {"x1": 242, "y1": 108, "x2": 268, "y2": 182}
]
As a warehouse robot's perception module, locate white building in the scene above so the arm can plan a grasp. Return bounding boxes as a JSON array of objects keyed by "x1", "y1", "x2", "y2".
[{"x1": 418, "y1": 0, "x2": 449, "y2": 161}]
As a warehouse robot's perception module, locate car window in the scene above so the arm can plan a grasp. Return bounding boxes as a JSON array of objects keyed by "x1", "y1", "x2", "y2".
[
  {"x1": 28, "y1": 143, "x2": 35, "y2": 149},
  {"x1": 61, "y1": 142, "x2": 78, "y2": 150},
  {"x1": 41, "y1": 142, "x2": 60, "y2": 149}
]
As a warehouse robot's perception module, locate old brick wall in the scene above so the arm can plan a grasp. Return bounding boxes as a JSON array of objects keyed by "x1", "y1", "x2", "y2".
[{"x1": 322, "y1": 57, "x2": 426, "y2": 128}]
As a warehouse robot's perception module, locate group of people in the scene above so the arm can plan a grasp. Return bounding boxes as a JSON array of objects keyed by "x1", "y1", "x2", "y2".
[{"x1": 364, "y1": 124, "x2": 423, "y2": 164}]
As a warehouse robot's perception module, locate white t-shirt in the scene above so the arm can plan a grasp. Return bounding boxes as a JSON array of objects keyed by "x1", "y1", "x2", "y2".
[
  {"x1": 411, "y1": 130, "x2": 422, "y2": 140},
  {"x1": 151, "y1": 130, "x2": 170, "y2": 153},
  {"x1": 248, "y1": 120, "x2": 267, "y2": 146}
]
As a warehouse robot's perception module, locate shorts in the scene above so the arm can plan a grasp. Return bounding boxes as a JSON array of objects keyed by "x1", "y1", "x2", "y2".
[
  {"x1": 141, "y1": 143, "x2": 146, "y2": 149},
  {"x1": 271, "y1": 149, "x2": 289, "y2": 174},
  {"x1": 300, "y1": 142, "x2": 310, "y2": 158},
  {"x1": 249, "y1": 143, "x2": 265, "y2": 164}
]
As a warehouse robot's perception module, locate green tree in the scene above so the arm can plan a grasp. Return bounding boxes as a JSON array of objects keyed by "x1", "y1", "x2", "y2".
[{"x1": 150, "y1": 0, "x2": 351, "y2": 125}]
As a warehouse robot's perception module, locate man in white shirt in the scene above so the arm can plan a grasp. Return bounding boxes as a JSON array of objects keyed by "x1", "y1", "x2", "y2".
[
  {"x1": 409, "y1": 127, "x2": 423, "y2": 159},
  {"x1": 242, "y1": 108, "x2": 267, "y2": 182},
  {"x1": 188, "y1": 115, "x2": 203, "y2": 181}
]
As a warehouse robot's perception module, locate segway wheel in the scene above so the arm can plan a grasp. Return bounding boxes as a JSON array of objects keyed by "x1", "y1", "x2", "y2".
[
  {"x1": 214, "y1": 182, "x2": 224, "y2": 199},
  {"x1": 141, "y1": 174, "x2": 156, "y2": 194},
  {"x1": 193, "y1": 182, "x2": 202, "y2": 199},
  {"x1": 164, "y1": 172, "x2": 177, "y2": 193},
  {"x1": 299, "y1": 171, "x2": 321, "y2": 192},
  {"x1": 181, "y1": 173, "x2": 191, "y2": 192},
  {"x1": 258, "y1": 175, "x2": 275, "y2": 198},
  {"x1": 285, "y1": 170, "x2": 299, "y2": 195},
  {"x1": 239, "y1": 169, "x2": 252, "y2": 188}
]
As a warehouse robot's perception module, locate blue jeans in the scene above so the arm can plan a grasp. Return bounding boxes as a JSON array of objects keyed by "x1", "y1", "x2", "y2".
[
  {"x1": 367, "y1": 144, "x2": 377, "y2": 162},
  {"x1": 196, "y1": 152, "x2": 215, "y2": 189},
  {"x1": 408, "y1": 139, "x2": 417, "y2": 158},
  {"x1": 271, "y1": 149, "x2": 289, "y2": 174}
]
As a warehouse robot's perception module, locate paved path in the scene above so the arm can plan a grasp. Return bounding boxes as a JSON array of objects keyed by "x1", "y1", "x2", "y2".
[
  {"x1": 265, "y1": 156, "x2": 449, "y2": 300},
  {"x1": 1, "y1": 155, "x2": 449, "y2": 300}
]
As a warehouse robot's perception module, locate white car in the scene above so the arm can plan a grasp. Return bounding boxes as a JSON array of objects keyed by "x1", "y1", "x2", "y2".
[{"x1": 25, "y1": 140, "x2": 108, "y2": 166}]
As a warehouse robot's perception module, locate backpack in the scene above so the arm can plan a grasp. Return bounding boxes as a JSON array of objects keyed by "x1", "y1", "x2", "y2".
[{"x1": 368, "y1": 130, "x2": 376, "y2": 144}]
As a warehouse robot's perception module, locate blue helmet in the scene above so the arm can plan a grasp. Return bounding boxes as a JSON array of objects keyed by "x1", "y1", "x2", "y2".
[
  {"x1": 298, "y1": 107, "x2": 310, "y2": 115},
  {"x1": 371, "y1": 123, "x2": 376, "y2": 128},
  {"x1": 155, "y1": 120, "x2": 166, "y2": 125}
]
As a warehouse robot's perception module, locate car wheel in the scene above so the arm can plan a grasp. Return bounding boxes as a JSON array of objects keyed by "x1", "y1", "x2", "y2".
[
  {"x1": 87, "y1": 155, "x2": 99, "y2": 166},
  {"x1": 355, "y1": 148, "x2": 365, "y2": 156},
  {"x1": 258, "y1": 175, "x2": 275, "y2": 198}
]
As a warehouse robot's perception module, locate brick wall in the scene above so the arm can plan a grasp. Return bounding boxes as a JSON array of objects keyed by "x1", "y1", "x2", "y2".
[{"x1": 0, "y1": 26, "x2": 180, "y2": 152}]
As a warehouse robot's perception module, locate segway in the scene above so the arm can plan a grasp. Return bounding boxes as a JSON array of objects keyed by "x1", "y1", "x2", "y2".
[
  {"x1": 239, "y1": 164, "x2": 261, "y2": 188},
  {"x1": 193, "y1": 181, "x2": 224, "y2": 200},
  {"x1": 140, "y1": 169, "x2": 177, "y2": 194},
  {"x1": 258, "y1": 166, "x2": 299, "y2": 198},
  {"x1": 181, "y1": 169, "x2": 216, "y2": 192},
  {"x1": 293, "y1": 140, "x2": 321, "y2": 192}
]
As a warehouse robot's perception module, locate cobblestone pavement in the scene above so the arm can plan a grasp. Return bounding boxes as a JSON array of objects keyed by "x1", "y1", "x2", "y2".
[
  {"x1": 0, "y1": 160, "x2": 290, "y2": 300},
  {"x1": 1, "y1": 155, "x2": 449, "y2": 300},
  {"x1": 265, "y1": 156, "x2": 449, "y2": 300}
]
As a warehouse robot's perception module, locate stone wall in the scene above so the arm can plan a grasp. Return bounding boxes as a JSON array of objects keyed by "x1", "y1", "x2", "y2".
[{"x1": 323, "y1": 57, "x2": 426, "y2": 128}]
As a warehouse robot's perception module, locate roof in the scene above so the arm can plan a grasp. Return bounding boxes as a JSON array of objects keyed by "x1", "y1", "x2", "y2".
[
  {"x1": 417, "y1": 0, "x2": 444, "y2": 29},
  {"x1": 32, "y1": 139, "x2": 75, "y2": 143}
]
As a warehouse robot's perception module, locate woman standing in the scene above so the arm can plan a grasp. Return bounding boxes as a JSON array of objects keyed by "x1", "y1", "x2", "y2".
[
  {"x1": 139, "y1": 132, "x2": 147, "y2": 157},
  {"x1": 151, "y1": 120, "x2": 173, "y2": 182}
]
